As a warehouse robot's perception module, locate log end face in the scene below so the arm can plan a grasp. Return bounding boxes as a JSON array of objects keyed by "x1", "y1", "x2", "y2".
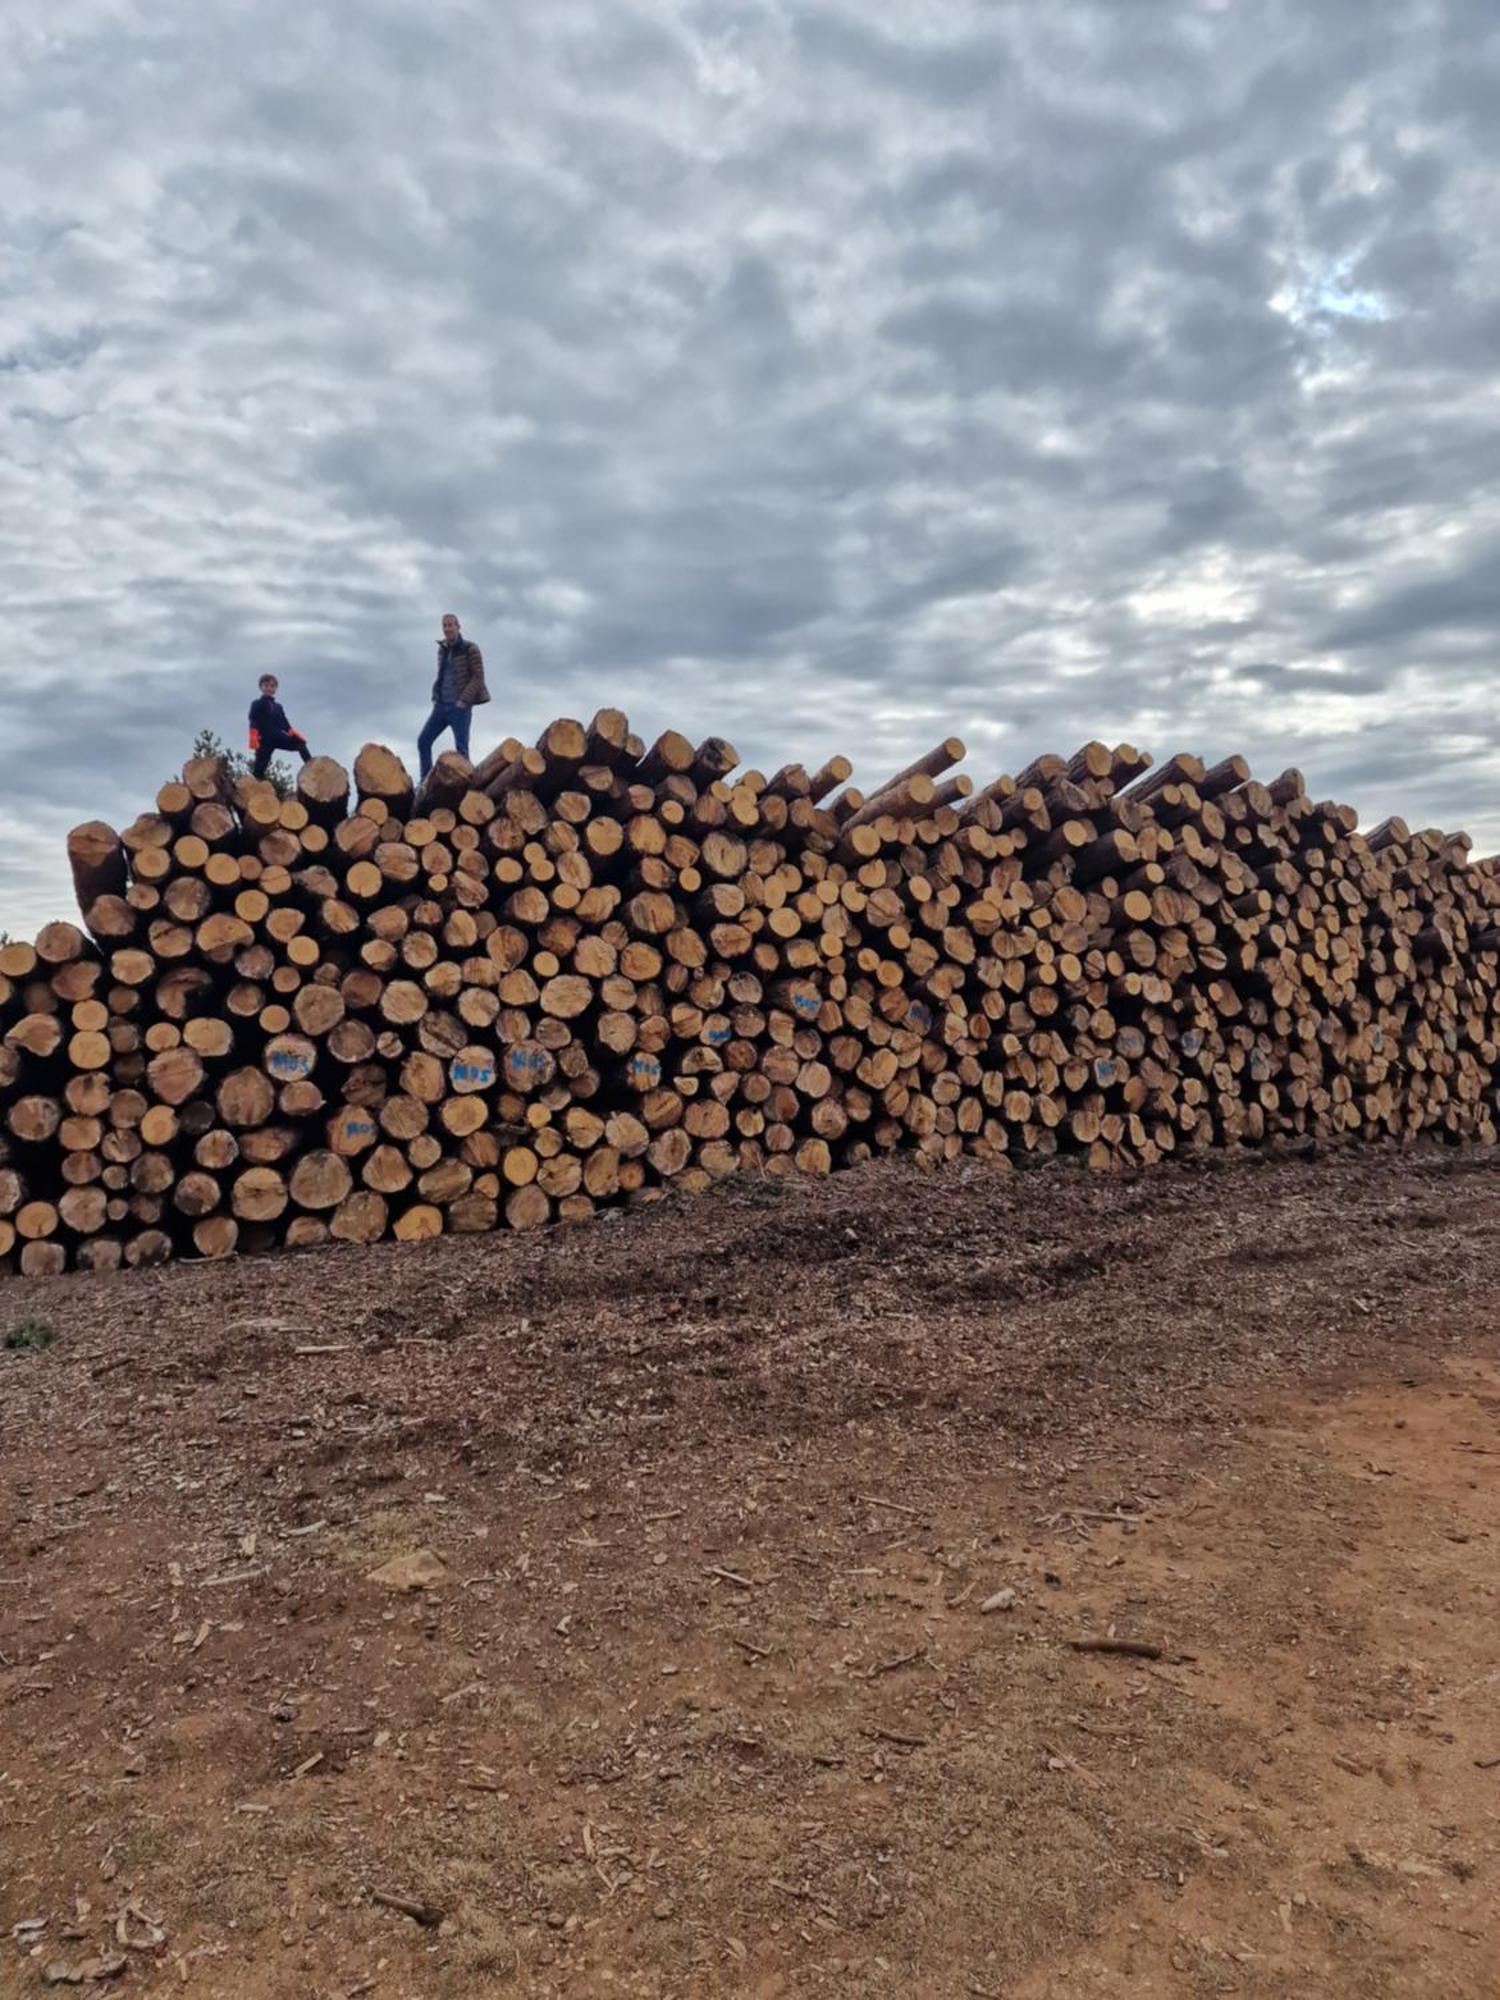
[
  {"x1": 353, "y1": 742, "x2": 416, "y2": 805},
  {"x1": 542, "y1": 718, "x2": 589, "y2": 761},
  {"x1": 67, "y1": 820, "x2": 122, "y2": 867},
  {"x1": 298, "y1": 755, "x2": 351, "y2": 805}
]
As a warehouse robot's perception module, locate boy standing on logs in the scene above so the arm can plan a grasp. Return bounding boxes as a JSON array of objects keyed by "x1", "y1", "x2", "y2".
[
  {"x1": 247, "y1": 674, "x2": 312, "y2": 780},
  {"x1": 418, "y1": 612, "x2": 490, "y2": 778}
]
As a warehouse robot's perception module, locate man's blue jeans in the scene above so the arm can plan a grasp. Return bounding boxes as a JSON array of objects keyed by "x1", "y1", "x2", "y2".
[{"x1": 418, "y1": 701, "x2": 472, "y2": 778}]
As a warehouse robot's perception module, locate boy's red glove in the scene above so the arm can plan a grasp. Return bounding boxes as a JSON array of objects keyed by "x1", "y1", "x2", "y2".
[{"x1": 248, "y1": 727, "x2": 261, "y2": 750}]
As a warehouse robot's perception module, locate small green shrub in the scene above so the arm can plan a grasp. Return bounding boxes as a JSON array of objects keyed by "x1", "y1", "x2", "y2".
[
  {"x1": 180, "y1": 726, "x2": 293, "y2": 800},
  {"x1": 4, "y1": 1315, "x2": 54, "y2": 1353}
]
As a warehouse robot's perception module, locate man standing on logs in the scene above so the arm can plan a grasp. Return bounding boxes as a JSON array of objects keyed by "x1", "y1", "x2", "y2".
[
  {"x1": 418, "y1": 612, "x2": 490, "y2": 778},
  {"x1": 247, "y1": 674, "x2": 312, "y2": 781}
]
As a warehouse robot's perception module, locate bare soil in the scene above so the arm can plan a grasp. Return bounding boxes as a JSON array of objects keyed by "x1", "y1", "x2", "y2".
[{"x1": 2, "y1": 1145, "x2": 1499, "y2": 1999}]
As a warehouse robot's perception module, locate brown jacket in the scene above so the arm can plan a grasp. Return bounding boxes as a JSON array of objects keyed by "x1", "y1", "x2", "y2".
[{"x1": 433, "y1": 639, "x2": 490, "y2": 709}]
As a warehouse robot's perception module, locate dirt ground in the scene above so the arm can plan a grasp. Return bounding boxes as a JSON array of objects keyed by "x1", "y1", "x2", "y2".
[{"x1": 2, "y1": 1144, "x2": 1499, "y2": 1999}]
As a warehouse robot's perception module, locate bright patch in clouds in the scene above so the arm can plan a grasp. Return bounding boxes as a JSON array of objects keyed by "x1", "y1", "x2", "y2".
[
  {"x1": 1129, "y1": 567, "x2": 1260, "y2": 630},
  {"x1": 1273, "y1": 258, "x2": 1393, "y2": 328}
]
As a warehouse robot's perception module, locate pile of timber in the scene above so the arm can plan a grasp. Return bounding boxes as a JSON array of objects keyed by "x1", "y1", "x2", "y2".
[{"x1": 1, "y1": 715, "x2": 1497, "y2": 1278}]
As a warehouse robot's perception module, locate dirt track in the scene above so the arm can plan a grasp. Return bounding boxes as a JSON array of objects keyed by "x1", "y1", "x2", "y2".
[{"x1": 3, "y1": 1146, "x2": 1499, "y2": 1998}]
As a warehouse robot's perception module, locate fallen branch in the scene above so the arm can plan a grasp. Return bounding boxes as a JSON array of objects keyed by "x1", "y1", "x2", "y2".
[
  {"x1": 368, "y1": 1888, "x2": 442, "y2": 1927},
  {"x1": 728, "y1": 1635, "x2": 774, "y2": 1659},
  {"x1": 1069, "y1": 1637, "x2": 1163, "y2": 1661},
  {"x1": 866, "y1": 1647, "x2": 923, "y2": 1678}
]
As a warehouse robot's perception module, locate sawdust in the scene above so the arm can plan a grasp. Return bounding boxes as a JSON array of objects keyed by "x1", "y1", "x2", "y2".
[{"x1": 2, "y1": 1144, "x2": 1498, "y2": 1996}]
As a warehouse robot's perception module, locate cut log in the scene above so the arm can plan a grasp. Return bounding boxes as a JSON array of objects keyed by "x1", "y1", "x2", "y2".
[
  {"x1": 584, "y1": 708, "x2": 632, "y2": 767},
  {"x1": 298, "y1": 757, "x2": 351, "y2": 823},
  {"x1": 193, "y1": 1216, "x2": 239, "y2": 1259},
  {"x1": 232, "y1": 1167, "x2": 289, "y2": 1222},
  {"x1": 289, "y1": 1149, "x2": 354, "y2": 1211},
  {"x1": 353, "y1": 743, "x2": 415, "y2": 814},
  {"x1": 35, "y1": 920, "x2": 88, "y2": 966},
  {"x1": 67, "y1": 822, "x2": 127, "y2": 916},
  {"x1": 873, "y1": 737, "x2": 966, "y2": 797},
  {"x1": 416, "y1": 751, "x2": 475, "y2": 813},
  {"x1": 636, "y1": 730, "x2": 695, "y2": 787},
  {"x1": 147, "y1": 1046, "x2": 206, "y2": 1107},
  {"x1": 332, "y1": 1189, "x2": 389, "y2": 1243}
]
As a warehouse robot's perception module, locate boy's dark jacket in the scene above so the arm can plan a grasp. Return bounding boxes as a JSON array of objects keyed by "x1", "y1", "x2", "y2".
[{"x1": 248, "y1": 693, "x2": 299, "y2": 748}]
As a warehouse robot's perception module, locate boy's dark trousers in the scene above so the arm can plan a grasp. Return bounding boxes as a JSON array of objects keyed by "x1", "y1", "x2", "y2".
[{"x1": 252, "y1": 731, "x2": 311, "y2": 780}]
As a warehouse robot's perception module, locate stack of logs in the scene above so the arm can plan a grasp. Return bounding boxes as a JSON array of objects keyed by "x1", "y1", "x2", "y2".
[{"x1": 2, "y1": 713, "x2": 1497, "y2": 1277}]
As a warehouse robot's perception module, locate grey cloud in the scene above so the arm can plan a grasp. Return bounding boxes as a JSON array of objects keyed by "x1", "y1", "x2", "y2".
[
  {"x1": 2, "y1": 0, "x2": 1499, "y2": 935},
  {"x1": 793, "y1": 11, "x2": 1012, "y2": 103},
  {"x1": 1319, "y1": 541, "x2": 1500, "y2": 648},
  {"x1": 881, "y1": 293, "x2": 1145, "y2": 399}
]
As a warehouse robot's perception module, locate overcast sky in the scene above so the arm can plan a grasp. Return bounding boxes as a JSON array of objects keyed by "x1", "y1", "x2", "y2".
[{"x1": 3, "y1": 0, "x2": 1498, "y2": 933}]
